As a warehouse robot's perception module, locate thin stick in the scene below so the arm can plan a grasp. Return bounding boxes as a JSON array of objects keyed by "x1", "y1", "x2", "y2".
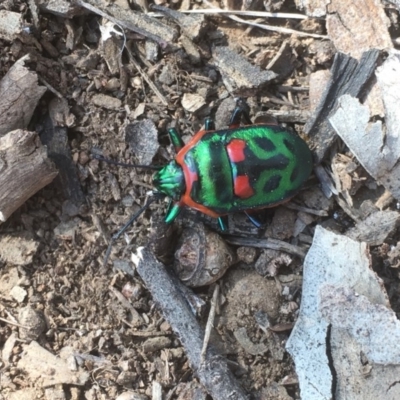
[
  {"x1": 181, "y1": 9, "x2": 308, "y2": 20},
  {"x1": 133, "y1": 248, "x2": 248, "y2": 399},
  {"x1": 284, "y1": 203, "x2": 329, "y2": 217},
  {"x1": 0, "y1": 317, "x2": 28, "y2": 329},
  {"x1": 201, "y1": 284, "x2": 219, "y2": 363},
  {"x1": 202, "y1": 0, "x2": 328, "y2": 39},
  {"x1": 38, "y1": 76, "x2": 64, "y2": 99},
  {"x1": 126, "y1": 45, "x2": 169, "y2": 106},
  {"x1": 225, "y1": 235, "x2": 307, "y2": 258}
]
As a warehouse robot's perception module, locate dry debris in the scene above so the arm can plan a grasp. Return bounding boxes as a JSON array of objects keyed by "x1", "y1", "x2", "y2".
[
  {"x1": 0, "y1": 55, "x2": 46, "y2": 136},
  {"x1": 0, "y1": 130, "x2": 58, "y2": 222},
  {"x1": 17, "y1": 341, "x2": 89, "y2": 387},
  {"x1": 287, "y1": 226, "x2": 392, "y2": 399},
  {"x1": 0, "y1": 10, "x2": 22, "y2": 41},
  {"x1": 1, "y1": 0, "x2": 400, "y2": 398},
  {"x1": 327, "y1": 0, "x2": 392, "y2": 58}
]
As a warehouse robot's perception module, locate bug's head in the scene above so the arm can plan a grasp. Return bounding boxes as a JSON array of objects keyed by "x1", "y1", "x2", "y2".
[{"x1": 153, "y1": 161, "x2": 185, "y2": 200}]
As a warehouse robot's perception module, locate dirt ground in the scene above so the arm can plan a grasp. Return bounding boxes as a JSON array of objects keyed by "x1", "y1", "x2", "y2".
[{"x1": 1, "y1": 0, "x2": 400, "y2": 399}]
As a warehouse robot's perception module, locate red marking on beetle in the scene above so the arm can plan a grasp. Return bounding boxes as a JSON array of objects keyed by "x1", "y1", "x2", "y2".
[
  {"x1": 175, "y1": 130, "x2": 221, "y2": 218},
  {"x1": 234, "y1": 175, "x2": 254, "y2": 199},
  {"x1": 227, "y1": 139, "x2": 246, "y2": 163}
]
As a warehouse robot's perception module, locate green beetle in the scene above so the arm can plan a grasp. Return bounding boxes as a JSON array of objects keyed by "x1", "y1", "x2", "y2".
[
  {"x1": 100, "y1": 99, "x2": 313, "y2": 263},
  {"x1": 153, "y1": 100, "x2": 313, "y2": 229}
]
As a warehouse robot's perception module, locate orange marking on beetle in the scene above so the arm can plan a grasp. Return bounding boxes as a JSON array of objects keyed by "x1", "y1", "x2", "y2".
[
  {"x1": 175, "y1": 129, "x2": 221, "y2": 218},
  {"x1": 226, "y1": 139, "x2": 246, "y2": 163},
  {"x1": 234, "y1": 175, "x2": 254, "y2": 199}
]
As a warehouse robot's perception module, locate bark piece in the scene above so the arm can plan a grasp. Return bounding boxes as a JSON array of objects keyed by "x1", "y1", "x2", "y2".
[
  {"x1": 0, "y1": 55, "x2": 46, "y2": 137},
  {"x1": 320, "y1": 287, "x2": 400, "y2": 399},
  {"x1": 180, "y1": 35, "x2": 201, "y2": 64},
  {"x1": 181, "y1": 93, "x2": 206, "y2": 113},
  {"x1": 0, "y1": 130, "x2": 58, "y2": 223},
  {"x1": 17, "y1": 341, "x2": 89, "y2": 387},
  {"x1": 346, "y1": 211, "x2": 400, "y2": 246},
  {"x1": 305, "y1": 50, "x2": 380, "y2": 162},
  {"x1": 100, "y1": 21, "x2": 122, "y2": 75},
  {"x1": 286, "y1": 226, "x2": 391, "y2": 399},
  {"x1": 329, "y1": 56, "x2": 400, "y2": 200},
  {"x1": 0, "y1": 10, "x2": 23, "y2": 41},
  {"x1": 38, "y1": 98, "x2": 85, "y2": 207},
  {"x1": 132, "y1": 247, "x2": 248, "y2": 400},
  {"x1": 266, "y1": 40, "x2": 295, "y2": 80},
  {"x1": 36, "y1": 0, "x2": 82, "y2": 18},
  {"x1": 151, "y1": 5, "x2": 206, "y2": 41},
  {"x1": 76, "y1": 0, "x2": 177, "y2": 48},
  {"x1": 212, "y1": 46, "x2": 277, "y2": 96},
  {"x1": 125, "y1": 119, "x2": 159, "y2": 165},
  {"x1": 308, "y1": 70, "x2": 330, "y2": 113},
  {"x1": 327, "y1": 0, "x2": 392, "y2": 59}
]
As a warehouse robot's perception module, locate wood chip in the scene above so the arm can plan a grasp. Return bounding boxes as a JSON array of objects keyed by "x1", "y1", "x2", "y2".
[
  {"x1": 0, "y1": 55, "x2": 46, "y2": 136},
  {"x1": 76, "y1": 0, "x2": 177, "y2": 47},
  {"x1": 346, "y1": 211, "x2": 400, "y2": 246},
  {"x1": 0, "y1": 130, "x2": 58, "y2": 223},
  {"x1": 212, "y1": 46, "x2": 277, "y2": 95},
  {"x1": 181, "y1": 93, "x2": 206, "y2": 112},
  {"x1": 151, "y1": 5, "x2": 206, "y2": 41},
  {"x1": 305, "y1": 50, "x2": 380, "y2": 162},
  {"x1": 0, "y1": 10, "x2": 22, "y2": 40},
  {"x1": 125, "y1": 119, "x2": 159, "y2": 165},
  {"x1": 329, "y1": 92, "x2": 400, "y2": 201},
  {"x1": 36, "y1": 0, "x2": 81, "y2": 18},
  {"x1": 38, "y1": 98, "x2": 85, "y2": 207},
  {"x1": 92, "y1": 93, "x2": 122, "y2": 110},
  {"x1": 327, "y1": 0, "x2": 392, "y2": 59}
]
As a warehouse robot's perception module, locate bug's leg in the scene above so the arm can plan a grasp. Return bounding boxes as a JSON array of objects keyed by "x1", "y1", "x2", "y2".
[
  {"x1": 168, "y1": 127, "x2": 185, "y2": 153},
  {"x1": 244, "y1": 211, "x2": 262, "y2": 228},
  {"x1": 229, "y1": 98, "x2": 252, "y2": 128},
  {"x1": 165, "y1": 200, "x2": 182, "y2": 224},
  {"x1": 218, "y1": 216, "x2": 229, "y2": 231},
  {"x1": 204, "y1": 117, "x2": 215, "y2": 131}
]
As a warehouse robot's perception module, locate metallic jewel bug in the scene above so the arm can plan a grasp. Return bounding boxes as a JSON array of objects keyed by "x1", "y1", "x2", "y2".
[{"x1": 101, "y1": 99, "x2": 313, "y2": 263}]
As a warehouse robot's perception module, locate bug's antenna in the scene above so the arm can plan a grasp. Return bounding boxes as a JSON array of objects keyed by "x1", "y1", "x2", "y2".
[
  {"x1": 93, "y1": 154, "x2": 164, "y2": 171},
  {"x1": 103, "y1": 193, "x2": 164, "y2": 266}
]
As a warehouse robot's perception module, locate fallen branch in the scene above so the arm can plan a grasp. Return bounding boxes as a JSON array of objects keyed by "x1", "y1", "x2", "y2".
[
  {"x1": 132, "y1": 247, "x2": 248, "y2": 400},
  {"x1": 0, "y1": 55, "x2": 46, "y2": 137},
  {"x1": 0, "y1": 130, "x2": 58, "y2": 223}
]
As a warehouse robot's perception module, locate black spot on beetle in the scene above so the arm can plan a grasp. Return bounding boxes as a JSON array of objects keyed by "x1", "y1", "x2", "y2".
[
  {"x1": 263, "y1": 175, "x2": 282, "y2": 193},
  {"x1": 290, "y1": 166, "x2": 299, "y2": 183},
  {"x1": 254, "y1": 137, "x2": 276, "y2": 152},
  {"x1": 284, "y1": 138, "x2": 296, "y2": 155}
]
